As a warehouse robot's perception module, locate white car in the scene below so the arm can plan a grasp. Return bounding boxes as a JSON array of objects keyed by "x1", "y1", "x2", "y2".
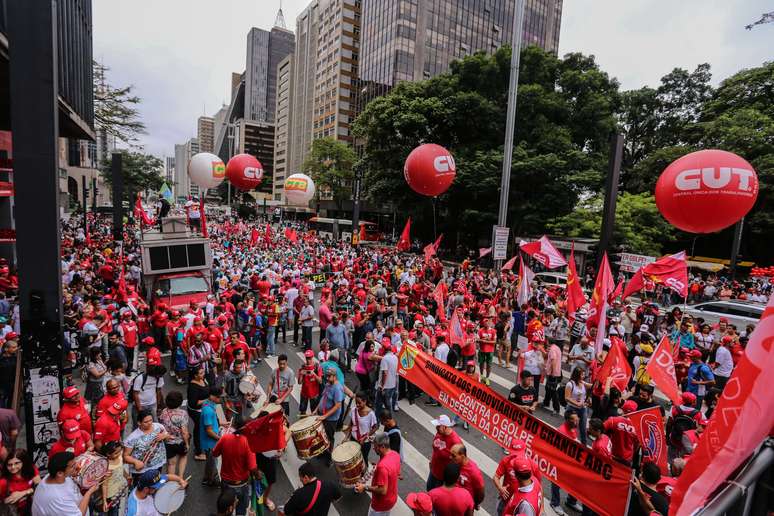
[
  {"x1": 534, "y1": 272, "x2": 567, "y2": 289},
  {"x1": 679, "y1": 300, "x2": 763, "y2": 328}
]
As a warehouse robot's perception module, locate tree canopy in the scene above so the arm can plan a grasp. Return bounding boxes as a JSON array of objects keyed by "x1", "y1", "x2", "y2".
[
  {"x1": 101, "y1": 151, "x2": 164, "y2": 202},
  {"x1": 301, "y1": 137, "x2": 356, "y2": 208},
  {"x1": 93, "y1": 61, "x2": 146, "y2": 146}
]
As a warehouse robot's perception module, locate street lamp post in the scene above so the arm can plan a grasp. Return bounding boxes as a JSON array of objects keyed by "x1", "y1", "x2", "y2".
[{"x1": 494, "y1": 0, "x2": 526, "y2": 269}]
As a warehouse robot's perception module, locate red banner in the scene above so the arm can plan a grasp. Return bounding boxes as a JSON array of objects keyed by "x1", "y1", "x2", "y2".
[
  {"x1": 628, "y1": 406, "x2": 668, "y2": 475},
  {"x1": 670, "y1": 296, "x2": 774, "y2": 515},
  {"x1": 397, "y1": 345, "x2": 632, "y2": 516},
  {"x1": 595, "y1": 339, "x2": 631, "y2": 394},
  {"x1": 646, "y1": 337, "x2": 681, "y2": 406}
]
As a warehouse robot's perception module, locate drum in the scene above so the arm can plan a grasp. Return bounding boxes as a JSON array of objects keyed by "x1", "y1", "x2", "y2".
[
  {"x1": 249, "y1": 402, "x2": 281, "y2": 420},
  {"x1": 239, "y1": 372, "x2": 260, "y2": 394},
  {"x1": 72, "y1": 451, "x2": 109, "y2": 490},
  {"x1": 289, "y1": 417, "x2": 329, "y2": 460},
  {"x1": 154, "y1": 481, "x2": 186, "y2": 514},
  {"x1": 332, "y1": 441, "x2": 366, "y2": 487}
]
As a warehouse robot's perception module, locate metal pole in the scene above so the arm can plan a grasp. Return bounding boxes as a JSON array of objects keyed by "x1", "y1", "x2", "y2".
[
  {"x1": 91, "y1": 176, "x2": 97, "y2": 211},
  {"x1": 82, "y1": 176, "x2": 88, "y2": 235},
  {"x1": 111, "y1": 152, "x2": 124, "y2": 241},
  {"x1": 9, "y1": 0, "x2": 64, "y2": 471},
  {"x1": 729, "y1": 217, "x2": 744, "y2": 281},
  {"x1": 432, "y1": 197, "x2": 438, "y2": 240},
  {"x1": 495, "y1": 0, "x2": 526, "y2": 269},
  {"x1": 598, "y1": 134, "x2": 624, "y2": 267},
  {"x1": 351, "y1": 165, "x2": 362, "y2": 245}
]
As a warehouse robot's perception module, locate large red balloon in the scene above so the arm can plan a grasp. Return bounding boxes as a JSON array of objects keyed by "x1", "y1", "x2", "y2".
[
  {"x1": 655, "y1": 149, "x2": 758, "y2": 233},
  {"x1": 404, "y1": 143, "x2": 456, "y2": 197},
  {"x1": 226, "y1": 154, "x2": 264, "y2": 191}
]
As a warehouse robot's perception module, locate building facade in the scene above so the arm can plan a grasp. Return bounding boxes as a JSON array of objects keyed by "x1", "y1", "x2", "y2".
[
  {"x1": 197, "y1": 116, "x2": 214, "y2": 153},
  {"x1": 235, "y1": 119, "x2": 275, "y2": 200},
  {"x1": 173, "y1": 138, "x2": 200, "y2": 199},
  {"x1": 273, "y1": 54, "x2": 294, "y2": 202},
  {"x1": 165, "y1": 156, "x2": 175, "y2": 183},
  {"x1": 245, "y1": 26, "x2": 295, "y2": 123}
]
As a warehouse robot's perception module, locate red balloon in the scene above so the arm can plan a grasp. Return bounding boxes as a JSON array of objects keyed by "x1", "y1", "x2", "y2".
[
  {"x1": 226, "y1": 154, "x2": 264, "y2": 191},
  {"x1": 403, "y1": 143, "x2": 456, "y2": 197},
  {"x1": 655, "y1": 149, "x2": 758, "y2": 233}
]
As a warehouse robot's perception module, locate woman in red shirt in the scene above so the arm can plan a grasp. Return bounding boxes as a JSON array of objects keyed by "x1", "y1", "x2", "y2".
[{"x1": 0, "y1": 448, "x2": 41, "y2": 514}]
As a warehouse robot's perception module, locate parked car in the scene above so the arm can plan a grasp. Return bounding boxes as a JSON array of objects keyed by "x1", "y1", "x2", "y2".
[
  {"x1": 534, "y1": 272, "x2": 567, "y2": 289},
  {"x1": 677, "y1": 300, "x2": 764, "y2": 328}
]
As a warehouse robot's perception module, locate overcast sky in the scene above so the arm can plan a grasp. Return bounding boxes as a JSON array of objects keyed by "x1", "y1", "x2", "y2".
[{"x1": 92, "y1": 0, "x2": 773, "y2": 159}]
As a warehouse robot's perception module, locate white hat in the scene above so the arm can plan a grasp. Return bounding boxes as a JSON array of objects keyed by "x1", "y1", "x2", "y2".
[
  {"x1": 639, "y1": 324, "x2": 649, "y2": 332},
  {"x1": 431, "y1": 415, "x2": 453, "y2": 427}
]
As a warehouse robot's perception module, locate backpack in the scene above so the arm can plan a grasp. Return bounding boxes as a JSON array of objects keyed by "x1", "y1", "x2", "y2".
[
  {"x1": 668, "y1": 408, "x2": 698, "y2": 445},
  {"x1": 635, "y1": 358, "x2": 652, "y2": 386},
  {"x1": 558, "y1": 382, "x2": 567, "y2": 407}
]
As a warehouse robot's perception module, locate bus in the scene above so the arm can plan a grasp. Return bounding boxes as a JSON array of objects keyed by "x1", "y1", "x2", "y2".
[{"x1": 308, "y1": 217, "x2": 382, "y2": 242}]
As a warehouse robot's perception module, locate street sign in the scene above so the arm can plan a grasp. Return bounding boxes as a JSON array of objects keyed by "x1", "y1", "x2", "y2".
[
  {"x1": 492, "y1": 225, "x2": 510, "y2": 260},
  {"x1": 617, "y1": 252, "x2": 656, "y2": 272}
]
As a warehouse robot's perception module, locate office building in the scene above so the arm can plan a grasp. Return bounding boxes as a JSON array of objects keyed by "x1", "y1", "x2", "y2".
[
  {"x1": 235, "y1": 119, "x2": 275, "y2": 199},
  {"x1": 165, "y1": 156, "x2": 175, "y2": 183},
  {"x1": 245, "y1": 26, "x2": 295, "y2": 123},
  {"x1": 174, "y1": 138, "x2": 200, "y2": 199},
  {"x1": 273, "y1": 54, "x2": 294, "y2": 202},
  {"x1": 197, "y1": 116, "x2": 214, "y2": 153},
  {"x1": 357, "y1": 0, "x2": 562, "y2": 111},
  {"x1": 288, "y1": 1, "x2": 320, "y2": 183}
]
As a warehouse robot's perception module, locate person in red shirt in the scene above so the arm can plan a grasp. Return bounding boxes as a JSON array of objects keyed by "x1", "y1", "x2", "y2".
[
  {"x1": 223, "y1": 331, "x2": 250, "y2": 369},
  {"x1": 297, "y1": 350, "x2": 322, "y2": 415},
  {"x1": 149, "y1": 306, "x2": 169, "y2": 350},
  {"x1": 57, "y1": 386, "x2": 92, "y2": 435},
  {"x1": 256, "y1": 275, "x2": 272, "y2": 298},
  {"x1": 589, "y1": 418, "x2": 613, "y2": 461},
  {"x1": 477, "y1": 318, "x2": 497, "y2": 385},
  {"x1": 603, "y1": 400, "x2": 639, "y2": 465},
  {"x1": 0, "y1": 449, "x2": 40, "y2": 514},
  {"x1": 48, "y1": 418, "x2": 93, "y2": 461},
  {"x1": 551, "y1": 411, "x2": 582, "y2": 513},
  {"x1": 450, "y1": 443, "x2": 485, "y2": 509},
  {"x1": 428, "y1": 462, "x2": 475, "y2": 516},
  {"x1": 502, "y1": 456, "x2": 543, "y2": 516},
  {"x1": 93, "y1": 399, "x2": 128, "y2": 450},
  {"x1": 95, "y1": 379, "x2": 126, "y2": 419},
  {"x1": 406, "y1": 491, "x2": 433, "y2": 516},
  {"x1": 494, "y1": 439, "x2": 542, "y2": 513},
  {"x1": 428, "y1": 414, "x2": 463, "y2": 490},
  {"x1": 213, "y1": 414, "x2": 259, "y2": 516},
  {"x1": 355, "y1": 432, "x2": 401, "y2": 514},
  {"x1": 141, "y1": 336, "x2": 162, "y2": 368},
  {"x1": 118, "y1": 311, "x2": 138, "y2": 372}
]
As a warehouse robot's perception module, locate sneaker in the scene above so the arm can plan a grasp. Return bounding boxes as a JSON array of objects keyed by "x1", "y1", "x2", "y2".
[
  {"x1": 502, "y1": 448, "x2": 509, "y2": 455},
  {"x1": 566, "y1": 501, "x2": 583, "y2": 512},
  {"x1": 463, "y1": 422, "x2": 469, "y2": 431},
  {"x1": 551, "y1": 505, "x2": 566, "y2": 516},
  {"x1": 169, "y1": 371, "x2": 176, "y2": 378},
  {"x1": 393, "y1": 405, "x2": 400, "y2": 413},
  {"x1": 484, "y1": 377, "x2": 491, "y2": 386}
]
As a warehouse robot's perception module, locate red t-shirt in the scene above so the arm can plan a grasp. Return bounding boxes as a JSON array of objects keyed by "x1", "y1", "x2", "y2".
[
  {"x1": 93, "y1": 413, "x2": 122, "y2": 444},
  {"x1": 557, "y1": 422, "x2": 578, "y2": 441},
  {"x1": 591, "y1": 433, "x2": 613, "y2": 461},
  {"x1": 96, "y1": 392, "x2": 126, "y2": 419},
  {"x1": 223, "y1": 341, "x2": 250, "y2": 367},
  {"x1": 48, "y1": 432, "x2": 89, "y2": 460},
  {"x1": 371, "y1": 450, "x2": 401, "y2": 511},
  {"x1": 603, "y1": 416, "x2": 638, "y2": 461},
  {"x1": 478, "y1": 328, "x2": 496, "y2": 353},
  {"x1": 430, "y1": 430, "x2": 463, "y2": 479},
  {"x1": 300, "y1": 364, "x2": 322, "y2": 398},
  {"x1": 256, "y1": 280, "x2": 271, "y2": 297},
  {"x1": 429, "y1": 486, "x2": 474, "y2": 515},
  {"x1": 0, "y1": 467, "x2": 38, "y2": 512},
  {"x1": 58, "y1": 401, "x2": 92, "y2": 434},
  {"x1": 457, "y1": 458, "x2": 485, "y2": 504},
  {"x1": 212, "y1": 433, "x2": 257, "y2": 483}
]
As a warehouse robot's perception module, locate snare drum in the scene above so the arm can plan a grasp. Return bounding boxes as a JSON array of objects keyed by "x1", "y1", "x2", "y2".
[
  {"x1": 332, "y1": 441, "x2": 365, "y2": 487},
  {"x1": 289, "y1": 417, "x2": 329, "y2": 460},
  {"x1": 154, "y1": 480, "x2": 186, "y2": 514},
  {"x1": 238, "y1": 372, "x2": 260, "y2": 394},
  {"x1": 72, "y1": 451, "x2": 109, "y2": 490}
]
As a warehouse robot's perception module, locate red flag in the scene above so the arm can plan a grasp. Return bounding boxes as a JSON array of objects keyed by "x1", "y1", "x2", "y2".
[
  {"x1": 432, "y1": 234, "x2": 443, "y2": 252},
  {"x1": 646, "y1": 336, "x2": 681, "y2": 406},
  {"x1": 478, "y1": 247, "x2": 492, "y2": 258},
  {"x1": 396, "y1": 218, "x2": 411, "y2": 252},
  {"x1": 566, "y1": 243, "x2": 587, "y2": 321},
  {"x1": 284, "y1": 227, "x2": 292, "y2": 240},
  {"x1": 519, "y1": 235, "x2": 568, "y2": 269},
  {"x1": 608, "y1": 279, "x2": 624, "y2": 304},
  {"x1": 423, "y1": 243, "x2": 436, "y2": 263},
  {"x1": 242, "y1": 411, "x2": 286, "y2": 454},
  {"x1": 116, "y1": 245, "x2": 128, "y2": 303},
  {"x1": 449, "y1": 309, "x2": 465, "y2": 346},
  {"x1": 628, "y1": 406, "x2": 669, "y2": 475},
  {"x1": 595, "y1": 340, "x2": 632, "y2": 394},
  {"x1": 433, "y1": 281, "x2": 446, "y2": 321},
  {"x1": 199, "y1": 197, "x2": 208, "y2": 238},
  {"x1": 134, "y1": 194, "x2": 156, "y2": 227},
  {"x1": 622, "y1": 251, "x2": 688, "y2": 300},
  {"x1": 288, "y1": 228, "x2": 299, "y2": 244},
  {"x1": 502, "y1": 255, "x2": 517, "y2": 271},
  {"x1": 250, "y1": 228, "x2": 259, "y2": 246},
  {"x1": 670, "y1": 296, "x2": 774, "y2": 515},
  {"x1": 587, "y1": 253, "x2": 614, "y2": 353},
  {"x1": 264, "y1": 223, "x2": 273, "y2": 246}
]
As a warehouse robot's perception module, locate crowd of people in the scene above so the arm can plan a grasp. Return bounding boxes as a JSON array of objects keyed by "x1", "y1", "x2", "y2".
[{"x1": 0, "y1": 206, "x2": 770, "y2": 516}]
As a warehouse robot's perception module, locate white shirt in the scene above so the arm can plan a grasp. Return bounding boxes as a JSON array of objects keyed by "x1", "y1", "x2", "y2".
[
  {"x1": 126, "y1": 488, "x2": 161, "y2": 516},
  {"x1": 434, "y1": 342, "x2": 450, "y2": 364},
  {"x1": 132, "y1": 373, "x2": 164, "y2": 407},
  {"x1": 379, "y1": 352, "x2": 399, "y2": 390},
  {"x1": 349, "y1": 408, "x2": 377, "y2": 441},
  {"x1": 31, "y1": 476, "x2": 83, "y2": 516},
  {"x1": 714, "y1": 345, "x2": 734, "y2": 377}
]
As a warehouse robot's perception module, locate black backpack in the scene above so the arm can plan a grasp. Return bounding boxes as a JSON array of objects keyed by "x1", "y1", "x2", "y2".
[{"x1": 669, "y1": 408, "x2": 698, "y2": 445}]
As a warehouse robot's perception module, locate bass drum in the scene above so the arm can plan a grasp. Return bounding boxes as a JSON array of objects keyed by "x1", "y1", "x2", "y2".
[
  {"x1": 332, "y1": 441, "x2": 366, "y2": 487},
  {"x1": 289, "y1": 416, "x2": 329, "y2": 460},
  {"x1": 72, "y1": 451, "x2": 108, "y2": 490},
  {"x1": 154, "y1": 480, "x2": 186, "y2": 514}
]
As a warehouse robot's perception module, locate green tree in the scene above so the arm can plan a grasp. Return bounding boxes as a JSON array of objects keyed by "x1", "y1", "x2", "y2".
[
  {"x1": 93, "y1": 61, "x2": 146, "y2": 146},
  {"x1": 547, "y1": 192, "x2": 676, "y2": 256},
  {"x1": 301, "y1": 137, "x2": 356, "y2": 210},
  {"x1": 101, "y1": 151, "x2": 164, "y2": 202}
]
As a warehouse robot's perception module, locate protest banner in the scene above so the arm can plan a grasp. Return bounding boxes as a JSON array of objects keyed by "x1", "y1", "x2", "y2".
[{"x1": 398, "y1": 345, "x2": 632, "y2": 516}]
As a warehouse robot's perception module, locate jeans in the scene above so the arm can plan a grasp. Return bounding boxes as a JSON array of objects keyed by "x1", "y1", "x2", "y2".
[
  {"x1": 543, "y1": 375, "x2": 562, "y2": 411},
  {"x1": 222, "y1": 481, "x2": 251, "y2": 516},
  {"x1": 375, "y1": 387, "x2": 396, "y2": 418},
  {"x1": 299, "y1": 395, "x2": 319, "y2": 415},
  {"x1": 302, "y1": 326, "x2": 313, "y2": 349},
  {"x1": 565, "y1": 405, "x2": 588, "y2": 445},
  {"x1": 267, "y1": 326, "x2": 276, "y2": 355}
]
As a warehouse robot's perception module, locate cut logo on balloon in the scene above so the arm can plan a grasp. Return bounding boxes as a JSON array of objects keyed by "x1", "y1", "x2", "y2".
[
  {"x1": 286, "y1": 178, "x2": 308, "y2": 191},
  {"x1": 433, "y1": 155, "x2": 456, "y2": 175},
  {"x1": 213, "y1": 162, "x2": 226, "y2": 178}
]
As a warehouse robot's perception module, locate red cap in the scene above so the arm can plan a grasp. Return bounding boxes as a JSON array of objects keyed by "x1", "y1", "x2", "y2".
[
  {"x1": 466, "y1": 360, "x2": 476, "y2": 367},
  {"x1": 681, "y1": 392, "x2": 697, "y2": 405},
  {"x1": 217, "y1": 315, "x2": 227, "y2": 323},
  {"x1": 62, "y1": 419, "x2": 81, "y2": 440},
  {"x1": 304, "y1": 350, "x2": 314, "y2": 358},
  {"x1": 511, "y1": 455, "x2": 533, "y2": 474},
  {"x1": 194, "y1": 317, "x2": 203, "y2": 324},
  {"x1": 690, "y1": 349, "x2": 703, "y2": 359},
  {"x1": 622, "y1": 400, "x2": 638, "y2": 414},
  {"x1": 721, "y1": 335, "x2": 733, "y2": 344},
  {"x1": 142, "y1": 336, "x2": 155, "y2": 345},
  {"x1": 171, "y1": 310, "x2": 180, "y2": 317},
  {"x1": 122, "y1": 312, "x2": 131, "y2": 318},
  {"x1": 719, "y1": 317, "x2": 728, "y2": 323},
  {"x1": 4, "y1": 332, "x2": 17, "y2": 340},
  {"x1": 406, "y1": 492, "x2": 433, "y2": 512},
  {"x1": 107, "y1": 399, "x2": 128, "y2": 416},
  {"x1": 510, "y1": 438, "x2": 527, "y2": 453},
  {"x1": 63, "y1": 386, "x2": 79, "y2": 399}
]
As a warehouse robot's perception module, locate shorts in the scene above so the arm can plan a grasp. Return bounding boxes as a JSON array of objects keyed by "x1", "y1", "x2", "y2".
[
  {"x1": 164, "y1": 441, "x2": 187, "y2": 457},
  {"x1": 497, "y1": 338, "x2": 510, "y2": 351},
  {"x1": 478, "y1": 351, "x2": 493, "y2": 366},
  {"x1": 256, "y1": 453, "x2": 278, "y2": 485}
]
